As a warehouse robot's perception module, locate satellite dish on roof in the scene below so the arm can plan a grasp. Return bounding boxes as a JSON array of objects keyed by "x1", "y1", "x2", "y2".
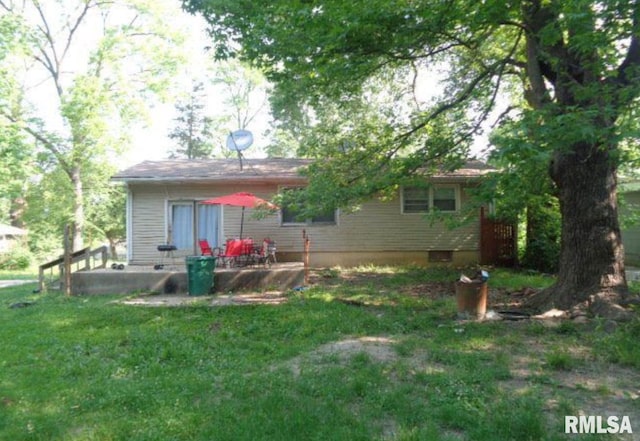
[{"x1": 226, "y1": 130, "x2": 254, "y2": 152}]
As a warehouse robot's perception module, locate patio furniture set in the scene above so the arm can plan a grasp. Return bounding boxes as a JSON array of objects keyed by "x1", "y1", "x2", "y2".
[
  {"x1": 154, "y1": 192, "x2": 278, "y2": 270},
  {"x1": 199, "y1": 237, "x2": 277, "y2": 268}
]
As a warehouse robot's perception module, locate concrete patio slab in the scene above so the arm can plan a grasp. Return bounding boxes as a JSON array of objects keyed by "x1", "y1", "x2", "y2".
[{"x1": 71, "y1": 262, "x2": 304, "y2": 296}]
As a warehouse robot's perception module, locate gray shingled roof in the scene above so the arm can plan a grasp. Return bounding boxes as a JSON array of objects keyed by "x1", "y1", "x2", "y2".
[
  {"x1": 112, "y1": 158, "x2": 310, "y2": 183},
  {"x1": 429, "y1": 159, "x2": 495, "y2": 181},
  {"x1": 112, "y1": 158, "x2": 493, "y2": 183}
]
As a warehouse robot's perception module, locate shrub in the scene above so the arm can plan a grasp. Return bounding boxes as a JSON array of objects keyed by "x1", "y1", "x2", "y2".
[
  {"x1": 520, "y1": 199, "x2": 561, "y2": 274},
  {"x1": 0, "y1": 246, "x2": 33, "y2": 270}
]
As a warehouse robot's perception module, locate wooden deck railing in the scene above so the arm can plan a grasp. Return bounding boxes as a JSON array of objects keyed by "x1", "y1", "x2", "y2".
[{"x1": 38, "y1": 245, "x2": 108, "y2": 292}]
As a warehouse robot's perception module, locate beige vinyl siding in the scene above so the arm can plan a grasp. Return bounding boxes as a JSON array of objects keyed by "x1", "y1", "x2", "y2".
[
  {"x1": 128, "y1": 182, "x2": 285, "y2": 265},
  {"x1": 127, "y1": 182, "x2": 481, "y2": 266},
  {"x1": 129, "y1": 185, "x2": 166, "y2": 264},
  {"x1": 293, "y1": 187, "x2": 478, "y2": 256}
]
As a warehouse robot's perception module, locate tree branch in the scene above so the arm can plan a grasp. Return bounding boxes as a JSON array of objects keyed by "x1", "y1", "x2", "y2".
[
  {"x1": 386, "y1": 29, "x2": 524, "y2": 170},
  {"x1": 33, "y1": 1, "x2": 58, "y2": 63},
  {"x1": 0, "y1": 108, "x2": 70, "y2": 171},
  {"x1": 33, "y1": 47, "x2": 58, "y2": 81},
  {"x1": 616, "y1": 0, "x2": 640, "y2": 85},
  {"x1": 396, "y1": 61, "x2": 499, "y2": 143},
  {"x1": 61, "y1": 0, "x2": 93, "y2": 64},
  {"x1": 32, "y1": 2, "x2": 64, "y2": 97},
  {"x1": 523, "y1": 33, "x2": 548, "y2": 109}
]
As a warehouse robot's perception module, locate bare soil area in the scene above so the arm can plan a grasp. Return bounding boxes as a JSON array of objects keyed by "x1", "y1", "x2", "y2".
[{"x1": 286, "y1": 334, "x2": 639, "y2": 440}]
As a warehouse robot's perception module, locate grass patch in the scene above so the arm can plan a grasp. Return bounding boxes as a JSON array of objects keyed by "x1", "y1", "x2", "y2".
[
  {"x1": 487, "y1": 268, "x2": 556, "y2": 291},
  {"x1": 0, "y1": 267, "x2": 638, "y2": 440},
  {"x1": 0, "y1": 269, "x2": 38, "y2": 280},
  {"x1": 545, "y1": 351, "x2": 580, "y2": 371},
  {"x1": 592, "y1": 317, "x2": 640, "y2": 368}
]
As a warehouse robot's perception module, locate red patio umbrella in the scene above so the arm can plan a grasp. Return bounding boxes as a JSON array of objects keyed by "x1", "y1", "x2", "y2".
[{"x1": 201, "y1": 192, "x2": 277, "y2": 238}]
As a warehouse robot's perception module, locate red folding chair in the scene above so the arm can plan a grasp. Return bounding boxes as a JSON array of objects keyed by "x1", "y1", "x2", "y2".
[
  {"x1": 198, "y1": 239, "x2": 213, "y2": 256},
  {"x1": 216, "y1": 238, "x2": 254, "y2": 267}
]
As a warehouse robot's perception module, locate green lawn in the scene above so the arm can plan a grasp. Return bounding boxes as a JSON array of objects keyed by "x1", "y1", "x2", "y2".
[{"x1": 1, "y1": 266, "x2": 638, "y2": 441}]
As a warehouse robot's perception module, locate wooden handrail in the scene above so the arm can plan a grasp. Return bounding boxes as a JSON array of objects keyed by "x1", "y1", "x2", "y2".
[
  {"x1": 38, "y1": 245, "x2": 109, "y2": 292},
  {"x1": 39, "y1": 247, "x2": 90, "y2": 272}
]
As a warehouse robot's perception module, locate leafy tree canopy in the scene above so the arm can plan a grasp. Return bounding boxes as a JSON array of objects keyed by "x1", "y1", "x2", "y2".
[
  {"x1": 1, "y1": 0, "x2": 186, "y2": 249},
  {"x1": 184, "y1": 0, "x2": 636, "y2": 207},
  {"x1": 168, "y1": 81, "x2": 215, "y2": 159},
  {"x1": 185, "y1": 0, "x2": 640, "y2": 315}
]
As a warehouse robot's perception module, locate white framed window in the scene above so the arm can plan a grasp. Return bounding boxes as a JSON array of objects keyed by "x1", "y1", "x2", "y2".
[
  {"x1": 433, "y1": 187, "x2": 457, "y2": 211},
  {"x1": 401, "y1": 185, "x2": 459, "y2": 213},
  {"x1": 402, "y1": 187, "x2": 430, "y2": 213}
]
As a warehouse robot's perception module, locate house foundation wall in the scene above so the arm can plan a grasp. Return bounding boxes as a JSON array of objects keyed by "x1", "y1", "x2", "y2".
[
  {"x1": 71, "y1": 263, "x2": 304, "y2": 295},
  {"x1": 278, "y1": 250, "x2": 480, "y2": 268}
]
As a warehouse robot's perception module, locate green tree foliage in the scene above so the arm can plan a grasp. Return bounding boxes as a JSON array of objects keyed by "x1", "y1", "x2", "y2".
[
  {"x1": 211, "y1": 60, "x2": 269, "y2": 131},
  {"x1": 168, "y1": 81, "x2": 215, "y2": 159},
  {"x1": 487, "y1": 115, "x2": 561, "y2": 273},
  {"x1": 0, "y1": 11, "x2": 34, "y2": 227},
  {"x1": 22, "y1": 167, "x2": 75, "y2": 258},
  {"x1": 0, "y1": 122, "x2": 33, "y2": 226},
  {"x1": 0, "y1": 0, "x2": 184, "y2": 250},
  {"x1": 184, "y1": 0, "x2": 513, "y2": 209},
  {"x1": 85, "y1": 178, "x2": 126, "y2": 260},
  {"x1": 185, "y1": 0, "x2": 640, "y2": 315},
  {"x1": 208, "y1": 59, "x2": 276, "y2": 157}
]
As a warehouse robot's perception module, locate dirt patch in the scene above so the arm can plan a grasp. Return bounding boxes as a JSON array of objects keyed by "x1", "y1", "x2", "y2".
[
  {"x1": 120, "y1": 294, "x2": 211, "y2": 307},
  {"x1": 311, "y1": 336, "x2": 398, "y2": 362},
  {"x1": 211, "y1": 291, "x2": 289, "y2": 306},
  {"x1": 400, "y1": 282, "x2": 455, "y2": 299},
  {"x1": 284, "y1": 336, "x2": 399, "y2": 378},
  {"x1": 282, "y1": 332, "x2": 639, "y2": 438},
  {"x1": 500, "y1": 334, "x2": 640, "y2": 439}
]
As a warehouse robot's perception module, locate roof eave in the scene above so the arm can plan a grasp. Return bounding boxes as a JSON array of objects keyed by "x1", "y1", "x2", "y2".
[
  {"x1": 430, "y1": 175, "x2": 488, "y2": 183},
  {"x1": 111, "y1": 176, "x2": 308, "y2": 184}
]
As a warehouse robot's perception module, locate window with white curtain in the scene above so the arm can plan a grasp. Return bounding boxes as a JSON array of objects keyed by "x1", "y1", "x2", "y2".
[
  {"x1": 170, "y1": 203, "x2": 194, "y2": 250},
  {"x1": 169, "y1": 201, "x2": 221, "y2": 252}
]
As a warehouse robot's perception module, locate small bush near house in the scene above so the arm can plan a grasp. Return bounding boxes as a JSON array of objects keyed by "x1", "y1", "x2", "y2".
[{"x1": 0, "y1": 246, "x2": 32, "y2": 270}]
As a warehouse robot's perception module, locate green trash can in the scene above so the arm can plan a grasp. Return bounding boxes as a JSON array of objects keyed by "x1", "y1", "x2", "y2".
[{"x1": 185, "y1": 256, "x2": 216, "y2": 296}]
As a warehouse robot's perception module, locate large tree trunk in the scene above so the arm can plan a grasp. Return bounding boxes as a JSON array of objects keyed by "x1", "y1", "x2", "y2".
[
  {"x1": 526, "y1": 142, "x2": 631, "y2": 319},
  {"x1": 71, "y1": 167, "x2": 84, "y2": 251},
  {"x1": 108, "y1": 237, "x2": 118, "y2": 260},
  {"x1": 10, "y1": 197, "x2": 27, "y2": 229}
]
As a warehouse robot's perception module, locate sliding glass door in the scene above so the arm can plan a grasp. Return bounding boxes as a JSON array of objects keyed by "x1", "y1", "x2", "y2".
[
  {"x1": 197, "y1": 203, "x2": 220, "y2": 248},
  {"x1": 169, "y1": 201, "x2": 221, "y2": 253}
]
